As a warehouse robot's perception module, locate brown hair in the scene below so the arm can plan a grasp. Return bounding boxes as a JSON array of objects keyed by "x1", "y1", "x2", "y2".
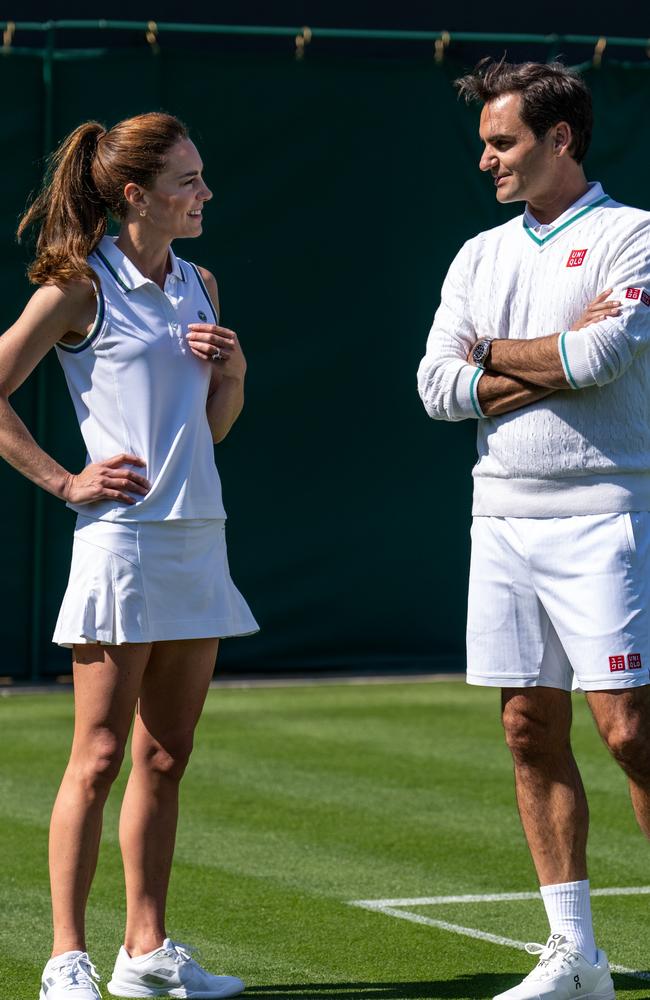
[
  {"x1": 455, "y1": 59, "x2": 593, "y2": 163},
  {"x1": 18, "y1": 112, "x2": 188, "y2": 285}
]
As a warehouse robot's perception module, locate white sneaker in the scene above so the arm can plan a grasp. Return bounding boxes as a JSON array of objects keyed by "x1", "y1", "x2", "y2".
[
  {"x1": 106, "y1": 938, "x2": 244, "y2": 998},
  {"x1": 494, "y1": 933, "x2": 615, "y2": 1000},
  {"x1": 40, "y1": 951, "x2": 102, "y2": 999}
]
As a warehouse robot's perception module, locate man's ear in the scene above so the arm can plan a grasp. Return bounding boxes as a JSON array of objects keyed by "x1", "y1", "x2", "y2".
[{"x1": 552, "y1": 122, "x2": 572, "y2": 156}]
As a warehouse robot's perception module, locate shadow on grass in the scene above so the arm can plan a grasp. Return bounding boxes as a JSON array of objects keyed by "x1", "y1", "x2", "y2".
[
  {"x1": 245, "y1": 976, "x2": 526, "y2": 1000},
  {"x1": 246, "y1": 976, "x2": 650, "y2": 1000},
  {"x1": 614, "y1": 971, "x2": 650, "y2": 998}
]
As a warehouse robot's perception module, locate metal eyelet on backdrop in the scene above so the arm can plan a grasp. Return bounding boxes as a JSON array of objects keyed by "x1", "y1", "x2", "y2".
[
  {"x1": 295, "y1": 26, "x2": 312, "y2": 61},
  {"x1": 592, "y1": 37, "x2": 607, "y2": 68},
  {"x1": 146, "y1": 20, "x2": 160, "y2": 55},
  {"x1": 2, "y1": 21, "x2": 15, "y2": 52},
  {"x1": 434, "y1": 31, "x2": 450, "y2": 64}
]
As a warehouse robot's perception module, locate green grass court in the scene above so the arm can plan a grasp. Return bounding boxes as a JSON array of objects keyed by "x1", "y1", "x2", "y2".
[{"x1": 1, "y1": 679, "x2": 649, "y2": 999}]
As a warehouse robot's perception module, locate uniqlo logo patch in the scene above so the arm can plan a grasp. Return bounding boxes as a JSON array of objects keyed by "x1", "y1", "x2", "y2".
[
  {"x1": 628, "y1": 653, "x2": 643, "y2": 670},
  {"x1": 609, "y1": 655, "x2": 625, "y2": 672},
  {"x1": 567, "y1": 249, "x2": 587, "y2": 267},
  {"x1": 625, "y1": 288, "x2": 650, "y2": 306}
]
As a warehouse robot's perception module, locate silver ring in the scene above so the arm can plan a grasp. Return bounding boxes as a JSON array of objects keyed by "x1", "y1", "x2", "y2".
[{"x1": 211, "y1": 348, "x2": 222, "y2": 361}]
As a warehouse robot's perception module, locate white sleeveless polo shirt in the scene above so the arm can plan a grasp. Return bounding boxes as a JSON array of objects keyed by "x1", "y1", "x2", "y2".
[{"x1": 55, "y1": 235, "x2": 226, "y2": 522}]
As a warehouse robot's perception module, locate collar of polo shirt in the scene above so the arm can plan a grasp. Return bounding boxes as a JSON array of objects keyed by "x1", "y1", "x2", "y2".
[{"x1": 94, "y1": 235, "x2": 187, "y2": 293}]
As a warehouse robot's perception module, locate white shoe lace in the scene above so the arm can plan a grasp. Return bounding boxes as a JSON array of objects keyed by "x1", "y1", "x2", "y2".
[
  {"x1": 525, "y1": 935, "x2": 579, "y2": 980},
  {"x1": 51, "y1": 953, "x2": 101, "y2": 992},
  {"x1": 163, "y1": 940, "x2": 203, "y2": 969}
]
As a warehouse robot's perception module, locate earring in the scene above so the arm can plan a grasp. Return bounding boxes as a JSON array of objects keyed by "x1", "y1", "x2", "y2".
[{"x1": 139, "y1": 210, "x2": 147, "y2": 218}]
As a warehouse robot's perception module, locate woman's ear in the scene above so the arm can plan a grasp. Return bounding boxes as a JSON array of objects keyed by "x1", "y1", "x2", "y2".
[{"x1": 123, "y1": 181, "x2": 148, "y2": 214}]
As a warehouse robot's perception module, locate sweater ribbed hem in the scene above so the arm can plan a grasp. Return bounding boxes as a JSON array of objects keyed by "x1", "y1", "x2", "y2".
[{"x1": 472, "y1": 473, "x2": 650, "y2": 516}]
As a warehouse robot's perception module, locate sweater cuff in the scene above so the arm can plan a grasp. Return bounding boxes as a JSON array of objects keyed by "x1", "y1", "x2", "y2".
[
  {"x1": 558, "y1": 330, "x2": 596, "y2": 389},
  {"x1": 464, "y1": 364, "x2": 486, "y2": 418}
]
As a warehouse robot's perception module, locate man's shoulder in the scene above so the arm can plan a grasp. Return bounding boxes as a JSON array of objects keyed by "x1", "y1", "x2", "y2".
[
  {"x1": 598, "y1": 196, "x2": 650, "y2": 233},
  {"x1": 443, "y1": 216, "x2": 522, "y2": 279},
  {"x1": 459, "y1": 215, "x2": 523, "y2": 259}
]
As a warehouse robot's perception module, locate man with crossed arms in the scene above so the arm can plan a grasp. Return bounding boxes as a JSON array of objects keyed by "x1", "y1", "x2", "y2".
[{"x1": 418, "y1": 59, "x2": 650, "y2": 1000}]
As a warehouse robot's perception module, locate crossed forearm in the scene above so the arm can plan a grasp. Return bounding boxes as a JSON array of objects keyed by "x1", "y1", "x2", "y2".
[
  {"x1": 475, "y1": 332, "x2": 569, "y2": 416},
  {"x1": 477, "y1": 372, "x2": 556, "y2": 416},
  {"x1": 487, "y1": 333, "x2": 568, "y2": 388}
]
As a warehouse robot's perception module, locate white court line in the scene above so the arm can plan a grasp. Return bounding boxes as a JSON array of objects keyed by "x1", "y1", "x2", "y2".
[
  {"x1": 351, "y1": 887, "x2": 650, "y2": 908},
  {"x1": 349, "y1": 889, "x2": 650, "y2": 983}
]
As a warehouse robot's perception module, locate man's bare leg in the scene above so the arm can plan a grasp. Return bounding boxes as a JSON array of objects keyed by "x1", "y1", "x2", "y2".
[
  {"x1": 587, "y1": 686, "x2": 650, "y2": 838},
  {"x1": 501, "y1": 687, "x2": 589, "y2": 885}
]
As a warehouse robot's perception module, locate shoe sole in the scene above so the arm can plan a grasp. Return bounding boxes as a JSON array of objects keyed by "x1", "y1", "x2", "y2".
[
  {"x1": 493, "y1": 990, "x2": 615, "y2": 1000},
  {"x1": 106, "y1": 979, "x2": 245, "y2": 999},
  {"x1": 40, "y1": 987, "x2": 102, "y2": 1000}
]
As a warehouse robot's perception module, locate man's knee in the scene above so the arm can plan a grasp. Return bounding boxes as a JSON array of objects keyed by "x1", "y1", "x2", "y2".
[
  {"x1": 502, "y1": 695, "x2": 570, "y2": 765},
  {"x1": 589, "y1": 689, "x2": 650, "y2": 774},
  {"x1": 503, "y1": 706, "x2": 546, "y2": 763},
  {"x1": 601, "y1": 718, "x2": 649, "y2": 770}
]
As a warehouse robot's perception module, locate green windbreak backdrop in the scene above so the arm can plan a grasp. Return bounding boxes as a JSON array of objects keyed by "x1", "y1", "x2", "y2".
[{"x1": 1, "y1": 51, "x2": 649, "y2": 679}]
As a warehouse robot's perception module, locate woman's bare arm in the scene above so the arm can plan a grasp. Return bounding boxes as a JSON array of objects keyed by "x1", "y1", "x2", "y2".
[
  {"x1": 187, "y1": 268, "x2": 247, "y2": 444},
  {"x1": 0, "y1": 282, "x2": 150, "y2": 503}
]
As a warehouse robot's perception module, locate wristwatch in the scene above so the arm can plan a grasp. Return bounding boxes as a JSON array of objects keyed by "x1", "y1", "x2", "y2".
[{"x1": 471, "y1": 337, "x2": 493, "y2": 370}]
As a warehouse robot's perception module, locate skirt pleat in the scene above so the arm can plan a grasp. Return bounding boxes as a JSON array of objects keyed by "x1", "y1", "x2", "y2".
[{"x1": 53, "y1": 516, "x2": 259, "y2": 647}]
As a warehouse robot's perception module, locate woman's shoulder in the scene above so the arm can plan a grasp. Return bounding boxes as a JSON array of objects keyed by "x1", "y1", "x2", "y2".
[
  {"x1": 193, "y1": 264, "x2": 217, "y2": 289},
  {"x1": 32, "y1": 278, "x2": 98, "y2": 347},
  {"x1": 189, "y1": 264, "x2": 219, "y2": 313},
  {"x1": 29, "y1": 276, "x2": 96, "y2": 318}
]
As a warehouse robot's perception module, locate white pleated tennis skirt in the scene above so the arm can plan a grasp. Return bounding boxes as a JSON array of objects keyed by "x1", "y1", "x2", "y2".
[{"x1": 53, "y1": 515, "x2": 259, "y2": 647}]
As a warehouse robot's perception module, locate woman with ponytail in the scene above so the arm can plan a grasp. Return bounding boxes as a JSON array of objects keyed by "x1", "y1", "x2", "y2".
[{"x1": 5, "y1": 112, "x2": 257, "y2": 1000}]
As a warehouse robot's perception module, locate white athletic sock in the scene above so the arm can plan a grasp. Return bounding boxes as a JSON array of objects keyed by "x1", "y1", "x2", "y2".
[{"x1": 540, "y1": 879, "x2": 597, "y2": 963}]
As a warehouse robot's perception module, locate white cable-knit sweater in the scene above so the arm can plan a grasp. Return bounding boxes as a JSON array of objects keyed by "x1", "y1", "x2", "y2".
[{"x1": 417, "y1": 182, "x2": 650, "y2": 516}]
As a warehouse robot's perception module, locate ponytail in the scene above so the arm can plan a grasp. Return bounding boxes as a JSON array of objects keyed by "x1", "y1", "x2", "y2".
[
  {"x1": 18, "y1": 112, "x2": 188, "y2": 287},
  {"x1": 18, "y1": 121, "x2": 108, "y2": 286}
]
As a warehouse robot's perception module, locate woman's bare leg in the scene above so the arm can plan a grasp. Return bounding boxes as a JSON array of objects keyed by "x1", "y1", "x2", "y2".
[
  {"x1": 118, "y1": 637, "x2": 219, "y2": 956},
  {"x1": 49, "y1": 642, "x2": 151, "y2": 956}
]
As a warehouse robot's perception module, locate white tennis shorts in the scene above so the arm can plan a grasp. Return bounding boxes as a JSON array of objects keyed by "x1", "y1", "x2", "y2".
[
  {"x1": 466, "y1": 512, "x2": 650, "y2": 691},
  {"x1": 53, "y1": 515, "x2": 259, "y2": 646}
]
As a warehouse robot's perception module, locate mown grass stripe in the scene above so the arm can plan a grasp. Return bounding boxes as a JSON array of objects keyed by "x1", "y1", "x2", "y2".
[{"x1": 2, "y1": 682, "x2": 650, "y2": 999}]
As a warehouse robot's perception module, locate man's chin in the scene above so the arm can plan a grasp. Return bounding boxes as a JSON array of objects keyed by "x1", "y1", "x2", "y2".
[{"x1": 496, "y1": 186, "x2": 524, "y2": 205}]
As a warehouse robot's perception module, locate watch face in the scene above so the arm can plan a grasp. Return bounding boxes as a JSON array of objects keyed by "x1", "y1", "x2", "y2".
[{"x1": 473, "y1": 340, "x2": 490, "y2": 365}]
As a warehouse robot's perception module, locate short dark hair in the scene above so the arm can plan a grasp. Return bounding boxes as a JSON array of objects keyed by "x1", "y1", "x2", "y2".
[{"x1": 454, "y1": 58, "x2": 593, "y2": 163}]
